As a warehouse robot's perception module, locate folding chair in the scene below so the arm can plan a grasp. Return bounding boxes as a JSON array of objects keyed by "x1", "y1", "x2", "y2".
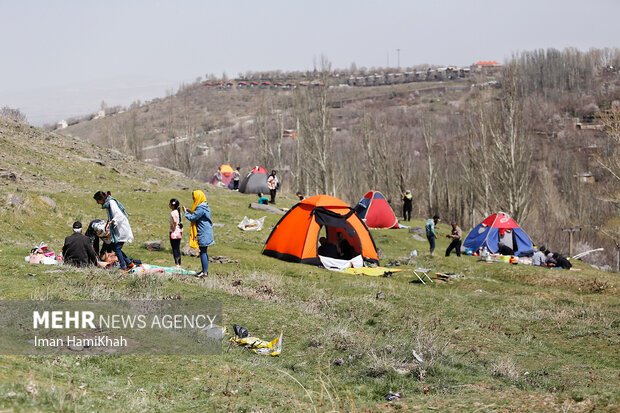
[{"x1": 413, "y1": 268, "x2": 433, "y2": 284}]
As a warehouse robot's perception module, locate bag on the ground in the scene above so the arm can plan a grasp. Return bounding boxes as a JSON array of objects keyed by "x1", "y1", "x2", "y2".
[
  {"x1": 237, "y1": 216, "x2": 265, "y2": 231},
  {"x1": 233, "y1": 324, "x2": 249, "y2": 338}
]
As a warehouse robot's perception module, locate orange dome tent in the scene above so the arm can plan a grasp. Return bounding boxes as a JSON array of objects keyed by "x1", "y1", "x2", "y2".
[
  {"x1": 210, "y1": 164, "x2": 235, "y2": 187},
  {"x1": 263, "y1": 195, "x2": 379, "y2": 265}
]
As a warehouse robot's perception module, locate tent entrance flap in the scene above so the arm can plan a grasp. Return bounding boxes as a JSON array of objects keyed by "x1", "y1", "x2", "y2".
[{"x1": 311, "y1": 207, "x2": 356, "y2": 237}]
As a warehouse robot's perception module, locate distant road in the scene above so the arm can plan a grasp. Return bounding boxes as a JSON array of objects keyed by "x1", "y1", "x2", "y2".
[{"x1": 143, "y1": 117, "x2": 255, "y2": 151}]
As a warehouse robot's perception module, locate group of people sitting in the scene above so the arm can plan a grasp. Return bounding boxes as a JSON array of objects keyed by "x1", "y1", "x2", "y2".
[
  {"x1": 62, "y1": 190, "x2": 214, "y2": 278},
  {"x1": 317, "y1": 232, "x2": 357, "y2": 260},
  {"x1": 62, "y1": 191, "x2": 136, "y2": 270},
  {"x1": 531, "y1": 245, "x2": 572, "y2": 269}
]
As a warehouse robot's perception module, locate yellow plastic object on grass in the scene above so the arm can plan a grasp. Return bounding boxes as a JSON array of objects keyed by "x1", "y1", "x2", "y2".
[
  {"x1": 340, "y1": 267, "x2": 406, "y2": 277},
  {"x1": 230, "y1": 331, "x2": 283, "y2": 356}
]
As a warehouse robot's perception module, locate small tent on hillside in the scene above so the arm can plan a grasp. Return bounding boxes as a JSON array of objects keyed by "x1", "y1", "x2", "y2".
[
  {"x1": 463, "y1": 212, "x2": 533, "y2": 256},
  {"x1": 354, "y1": 191, "x2": 399, "y2": 229},
  {"x1": 210, "y1": 164, "x2": 235, "y2": 188},
  {"x1": 239, "y1": 166, "x2": 270, "y2": 194},
  {"x1": 263, "y1": 195, "x2": 379, "y2": 265}
]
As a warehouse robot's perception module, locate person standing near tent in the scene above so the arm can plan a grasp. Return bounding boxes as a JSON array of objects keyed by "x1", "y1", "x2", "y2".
[
  {"x1": 402, "y1": 190, "x2": 413, "y2": 222},
  {"x1": 445, "y1": 221, "x2": 462, "y2": 257},
  {"x1": 168, "y1": 198, "x2": 183, "y2": 267},
  {"x1": 183, "y1": 190, "x2": 214, "y2": 278},
  {"x1": 93, "y1": 191, "x2": 134, "y2": 271},
  {"x1": 215, "y1": 169, "x2": 223, "y2": 185},
  {"x1": 233, "y1": 167, "x2": 241, "y2": 190},
  {"x1": 267, "y1": 170, "x2": 279, "y2": 204},
  {"x1": 425, "y1": 214, "x2": 440, "y2": 256}
]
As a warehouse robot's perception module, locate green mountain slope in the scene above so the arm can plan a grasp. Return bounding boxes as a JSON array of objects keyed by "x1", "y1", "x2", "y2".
[{"x1": 0, "y1": 120, "x2": 618, "y2": 411}]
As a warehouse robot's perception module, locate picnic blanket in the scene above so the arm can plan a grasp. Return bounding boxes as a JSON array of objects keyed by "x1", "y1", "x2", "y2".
[
  {"x1": 129, "y1": 264, "x2": 196, "y2": 275},
  {"x1": 340, "y1": 267, "x2": 406, "y2": 277}
]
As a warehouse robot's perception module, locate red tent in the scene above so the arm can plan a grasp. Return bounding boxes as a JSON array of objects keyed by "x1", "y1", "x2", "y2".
[
  {"x1": 463, "y1": 212, "x2": 533, "y2": 256},
  {"x1": 353, "y1": 191, "x2": 399, "y2": 229},
  {"x1": 250, "y1": 166, "x2": 267, "y2": 174}
]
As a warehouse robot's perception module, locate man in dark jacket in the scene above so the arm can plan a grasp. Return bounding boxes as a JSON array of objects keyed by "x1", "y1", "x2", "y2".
[
  {"x1": 553, "y1": 253, "x2": 572, "y2": 270},
  {"x1": 62, "y1": 221, "x2": 97, "y2": 267},
  {"x1": 402, "y1": 190, "x2": 413, "y2": 222}
]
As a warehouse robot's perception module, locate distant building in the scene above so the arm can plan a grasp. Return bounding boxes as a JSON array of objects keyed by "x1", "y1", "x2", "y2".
[
  {"x1": 575, "y1": 123, "x2": 605, "y2": 131},
  {"x1": 574, "y1": 173, "x2": 595, "y2": 184},
  {"x1": 472, "y1": 60, "x2": 503, "y2": 74},
  {"x1": 473, "y1": 60, "x2": 502, "y2": 67}
]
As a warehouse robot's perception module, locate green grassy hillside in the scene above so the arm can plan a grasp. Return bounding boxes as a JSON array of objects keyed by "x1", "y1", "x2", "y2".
[{"x1": 0, "y1": 120, "x2": 618, "y2": 412}]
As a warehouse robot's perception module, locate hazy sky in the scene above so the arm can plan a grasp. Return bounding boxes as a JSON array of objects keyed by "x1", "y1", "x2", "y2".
[{"x1": 2, "y1": 0, "x2": 619, "y2": 125}]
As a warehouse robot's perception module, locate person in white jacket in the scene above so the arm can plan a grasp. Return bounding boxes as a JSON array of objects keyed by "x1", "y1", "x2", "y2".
[{"x1": 94, "y1": 191, "x2": 134, "y2": 271}]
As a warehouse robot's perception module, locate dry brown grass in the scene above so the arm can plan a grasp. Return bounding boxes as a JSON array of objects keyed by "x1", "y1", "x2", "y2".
[{"x1": 199, "y1": 270, "x2": 284, "y2": 302}]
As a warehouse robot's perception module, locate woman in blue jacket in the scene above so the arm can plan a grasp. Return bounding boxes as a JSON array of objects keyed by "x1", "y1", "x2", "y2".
[{"x1": 183, "y1": 190, "x2": 214, "y2": 278}]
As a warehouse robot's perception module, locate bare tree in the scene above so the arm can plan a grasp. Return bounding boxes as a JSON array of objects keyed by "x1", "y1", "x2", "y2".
[
  {"x1": 177, "y1": 88, "x2": 202, "y2": 177},
  {"x1": 295, "y1": 56, "x2": 335, "y2": 195},
  {"x1": 422, "y1": 119, "x2": 437, "y2": 215},
  {"x1": 125, "y1": 110, "x2": 142, "y2": 160},
  {"x1": 254, "y1": 96, "x2": 282, "y2": 169},
  {"x1": 162, "y1": 88, "x2": 203, "y2": 178},
  {"x1": 488, "y1": 64, "x2": 533, "y2": 222},
  {"x1": 0, "y1": 106, "x2": 27, "y2": 123},
  {"x1": 597, "y1": 103, "x2": 620, "y2": 204},
  {"x1": 461, "y1": 97, "x2": 494, "y2": 221}
]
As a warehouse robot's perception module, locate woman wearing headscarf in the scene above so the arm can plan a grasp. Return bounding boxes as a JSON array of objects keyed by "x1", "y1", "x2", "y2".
[
  {"x1": 267, "y1": 170, "x2": 279, "y2": 204},
  {"x1": 183, "y1": 190, "x2": 214, "y2": 278},
  {"x1": 93, "y1": 191, "x2": 134, "y2": 271}
]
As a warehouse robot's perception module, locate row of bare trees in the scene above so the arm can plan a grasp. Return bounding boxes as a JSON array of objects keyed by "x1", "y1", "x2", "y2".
[{"x1": 242, "y1": 53, "x2": 618, "y2": 269}]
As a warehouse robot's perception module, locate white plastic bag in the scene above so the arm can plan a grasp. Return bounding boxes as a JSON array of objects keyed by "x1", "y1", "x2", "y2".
[{"x1": 237, "y1": 216, "x2": 266, "y2": 231}]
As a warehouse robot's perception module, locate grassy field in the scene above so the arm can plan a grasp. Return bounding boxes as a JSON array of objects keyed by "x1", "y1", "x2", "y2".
[{"x1": 0, "y1": 120, "x2": 619, "y2": 412}]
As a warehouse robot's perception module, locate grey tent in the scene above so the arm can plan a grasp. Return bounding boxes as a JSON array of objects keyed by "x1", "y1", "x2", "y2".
[{"x1": 239, "y1": 166, "x2": 270, "y2": 194}]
